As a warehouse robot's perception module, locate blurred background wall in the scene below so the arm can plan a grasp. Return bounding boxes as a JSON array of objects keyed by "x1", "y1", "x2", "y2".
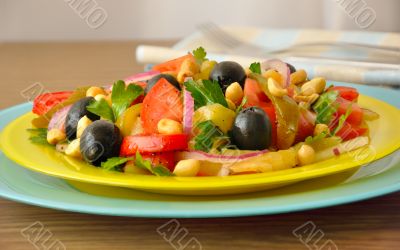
[{"x1": 1, "y1": 0, "x2": 399, "y2": 42}]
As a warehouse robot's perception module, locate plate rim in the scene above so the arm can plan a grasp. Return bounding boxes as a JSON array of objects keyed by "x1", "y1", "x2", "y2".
[
  {"x1": 0, "y1": 94, "x2": 399, "y2": 194},
  {"x1": 0, "y1": 150, "x2": 399, "y2": 218},
  {"x1": 0, "y1": 82, "x2": 400, "y2": 217}
]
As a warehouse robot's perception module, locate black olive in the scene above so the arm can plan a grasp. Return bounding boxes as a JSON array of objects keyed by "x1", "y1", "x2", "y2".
[
  {"x1": 286, "y1": 63, "x2": 296, "y2": 74},
  {"x1": 80, "y1": 120, "x2": 122, "y2": 166},
  {"x1": 145, "y1": 74, "x2": 180, "y2": 94},
  {"x1": 210, "y1": 61, "x2": 246, "y2": 91},
  {"x1": 65, "y1": 97, "x2": 100, "y2": 140},
  {"x1": 231, "y1": 107, "x2": 272, "y2": 150}
]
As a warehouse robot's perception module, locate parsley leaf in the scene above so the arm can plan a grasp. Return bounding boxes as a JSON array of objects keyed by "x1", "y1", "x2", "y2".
[
  {"x1": 100, "y1": 153, "x2": 173, "y2": 176},
  {"x1": 152, "y1": 165, "x2": 175, "y2": 176},
  {"x1": 27, "y1": 128, "x2": 53, "y2": 146},
  {"x1": 86, "y1": 98, "x2": 115, "y2": 122},
  {"x1": 184, "y1": 79, "x2": 228, "y2": 109},
  {"x1": 135, "y1": 152, "x2": 173, "y2": 176},
  {"x1": 192, "y1": 47, "x2": 207, "y2": 64},
  {"x1": 193, "y1": 120, "x2": 225, "y2": 152},
  {"x1": 111, "y1": 80, "x2": 144, "y2": 119},
  {"x1": 333, "y1": 103, "x2": 353, "y2": 135},
  {"x1": 27, "y1": 128, "x2": 48, "y2": 135},
  {"x1": 101, "y1": 157, "x2": 133, "y2": 171},
  {"x1": 312, "y1": 91, "x2": 339, "y2": 124},
  {"x1": 249, "y1": 62, "x2": 261, "y2": 74},
  {"x1": 86, "y1": 81, "x2": 143, "y2": 122}
]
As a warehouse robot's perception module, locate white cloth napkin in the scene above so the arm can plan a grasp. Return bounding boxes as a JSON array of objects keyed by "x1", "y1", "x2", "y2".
[{"x1": 136, "y1": 28, "x2": 400, "y2": 87}]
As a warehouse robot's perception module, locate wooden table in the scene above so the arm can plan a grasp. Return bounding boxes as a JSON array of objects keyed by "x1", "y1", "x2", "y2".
[{"x1": 0, "y1": 41, "x2": 399, "y2": 250}]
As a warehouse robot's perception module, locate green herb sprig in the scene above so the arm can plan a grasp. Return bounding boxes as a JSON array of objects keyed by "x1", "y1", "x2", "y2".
[
  {"x1": 192, "y1": 120, "x2": 225, "y2": 152},
  {"x1": 87, "y1": 80, "x2": 143, "y2": 122},
  {"x1": 249, "y1": 62, "x2": 261, "y2": 74},
  {"x1": 27, "y1": 128, "x2": 53, "y2": 146},
  {"x1": 100, "y1": 152, "x2": 173, "y2": 176},
  {"x1": 192, "y1": 47, "x2": 207, "y2": 64},
  {"x1": 184, "y1": 79, "x2": 228, "y2": 109}
]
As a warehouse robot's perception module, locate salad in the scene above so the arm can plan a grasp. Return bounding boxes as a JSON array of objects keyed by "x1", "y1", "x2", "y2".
[{"x1": 29, "y1": 47, "x2": 379, "y2": 177}]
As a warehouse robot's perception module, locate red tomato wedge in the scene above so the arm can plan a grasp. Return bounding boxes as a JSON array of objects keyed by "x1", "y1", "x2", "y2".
[
  {"x1": 120, "y1": 134, "x2": 189, "y2": 156},
  {"x1": 152, "y1": 54, "x2": 194, "y2": 73},
  {"x1": 141, "y1": 78, "x2": 183, "y2": 134},
  {"x1": 243, "y1": 78, "x2": 269, "y2": 106},
  {"x1": 335, "y1": 97, "x2": 363, "y2": 126},
  {"x1": 259, "y1": 102, "x2": 277, "y2": 146},
  {"x1": 142, "y1": 152, "x2": 176, "y2": 171},
  {"x1": 328, "y1": 86, "x2": 359, "y2": 101},
  {"x1": 32, "y1": 91, "x2": 73, "y2": 115},
  {"x1": 296, "y1": 109, "x2": 316, "y2": 143}
]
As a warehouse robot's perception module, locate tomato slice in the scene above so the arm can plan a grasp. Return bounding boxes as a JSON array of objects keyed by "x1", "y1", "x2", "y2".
[
  {"x1": 120, "y1": 134, "x2": 189, "y2": 156},
  {"x1": 152, "y1": 54, "x2": 194, "y2": 73},
  {"x1": 335, "y1": 122, "x2": 367, "y2": 141},
  {"x1": 243, "y1": 78, "x2": 270, "y2": 107},
  {"x1": 32, "y1": 91, "x2": 73, "y2": 115},
  {"x1": 296, "y1": 109, "x2": 316, "y2": 143},
  {"x1": 259, "y1": 102, "x2": 277, "y2": 146},
  {"x1": 335, "y1": 97, "x2": 363, "y2": 126},
  {"x1": 141, "y1": 78, "x2": 183, "y2": 134},
  {"x1": 329, "y1": 86, "x2": 359, "y2": 101},
  {"x1": 142, "y1": 152, "x2": 176, "y2": 171}
]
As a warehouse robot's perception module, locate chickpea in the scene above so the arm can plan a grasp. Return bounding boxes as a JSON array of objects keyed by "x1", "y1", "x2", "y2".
[
  {"x1": 76, "y1": 116, "x2": 92, "y2": 138},
  {"x1": 314, "y1": 124, "x2": 330, "y2": 136},
  {"x1": 55, "y1": 143, "x2": 68, "y2": 153},
  {"x1": 263, "y1": 69, "x2": 282, "y2": 84},
  {"x1": 157, "y1": 118, "x2": 183, "y2": 135},
  {"x1": 225, "y1": 82, "x2": 244, "y2": 105},
  {"x1": 290, "y1": 69, "x2": 307, "y2": 85},
  {"x1": 177, "y1": 58, "x2": 200, "y2": 83},
  {"x1": 268, "y1": 78, "x2": 288, "y2": 97},
  {"x1": 47, "y1": 128, "x2": 66, "y2": 145},
  {"x1": 297, "y1": 144, "x2": 315, "y2": 166},
  {"x1": 173, "y1": 159, "x2": 201, "y2": 177},
  {"x1": 94, "y1": 94, "x2": 112, "y2": 106},
  {"x1": 293, "y1": 93, "x2": 319, "y2": 105},
  {"x1": 301, "y1": 77, "x2": 326, "y2": 96},
  {"x1": 94, "y1": 94, "x2": 106, "y2": 101},
  {"x1": 86, "y1": 86, "x2": 106, "y2": 97},
  {"x1": 65, "y1": 138, "x2": 82, "y2": 158}
]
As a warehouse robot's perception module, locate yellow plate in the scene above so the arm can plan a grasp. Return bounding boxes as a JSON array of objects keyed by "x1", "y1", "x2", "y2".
[{"x1": 1, "y1": 95, "x2": 400, "y2": 195}]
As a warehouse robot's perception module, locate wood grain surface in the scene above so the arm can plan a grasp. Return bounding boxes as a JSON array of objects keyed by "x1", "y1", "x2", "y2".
[{"x1": 0, "y1": 41, "x2": 399, "y2": 250}]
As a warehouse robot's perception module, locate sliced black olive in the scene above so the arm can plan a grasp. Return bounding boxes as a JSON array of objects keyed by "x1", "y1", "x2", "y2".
[
  {"x1": 210, "y1": 61, "x2": 246, "y2": 91},
  {"x1": 145, "y1": 74, "x2": 180, "y2": 94},
  {"x1": 286, "y1": 63, "x2": 296, "y2": 74},
  {"x1": 80, "y1": 120, "x2": 122, "y2": 166},
  {"x1": 65, "y1": 97, "x2": 100, "y2": 140},
  {"x1": 231, "y1": 107, "x2": 272, "y2": 150}
]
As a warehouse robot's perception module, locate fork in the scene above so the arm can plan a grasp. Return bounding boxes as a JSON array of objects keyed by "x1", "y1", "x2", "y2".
[{"x1": 197, "y1": 22, "x2": 400, "y2": 58}]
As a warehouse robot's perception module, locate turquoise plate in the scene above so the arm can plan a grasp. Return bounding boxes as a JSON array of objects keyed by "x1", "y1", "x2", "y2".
[{"x1": 0, "y1": 82, "x2": 399, "y2": 218}]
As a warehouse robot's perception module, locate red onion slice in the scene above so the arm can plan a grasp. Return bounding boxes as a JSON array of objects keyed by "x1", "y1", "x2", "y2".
[
  {"x1": 48, "y1": 104, "x2": 72, "y2": 132},
  {"x1": 105, "y1": 70, "x2": 161, "y2": 90},
  {"x1": 183, "y1": 88, "x2": 194, "y2": 136},
  {"x1": 261, "y1": 59, "x2": 290, "y2": 88},
  {"x1": 124, "y1": 70, "x2": 160, "y2": 84},
  {"x1": 175, "y1": 149, "x2": 269, "y2": 164}
]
